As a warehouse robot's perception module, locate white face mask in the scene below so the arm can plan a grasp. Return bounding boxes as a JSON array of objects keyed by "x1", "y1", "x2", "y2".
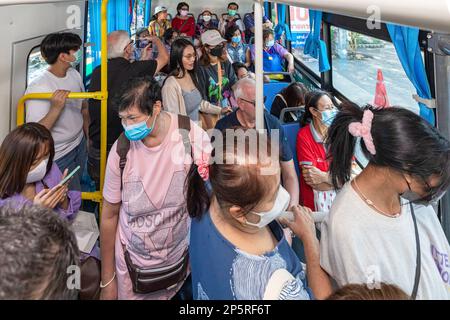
[
  {"x1": 245, "y1": 186, "x2": 291, "y2": 229},
  {"x1": 203, "y1": 15, "x2": 211, "y2": 22},
  {"x1": 26, "y1": 158, "x2": 49, "y2": 184}
]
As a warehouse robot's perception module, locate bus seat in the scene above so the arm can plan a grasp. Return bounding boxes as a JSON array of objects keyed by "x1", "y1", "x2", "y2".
[
  {"x1": 279, "y1": 106, "x2": 305, "y2": 124},
  {"x1": 263, "y1": 72, "x2": 294, "y2": 112},
  {"x1": 281, "y1": 121, "x2": 301, "y2": 178}
]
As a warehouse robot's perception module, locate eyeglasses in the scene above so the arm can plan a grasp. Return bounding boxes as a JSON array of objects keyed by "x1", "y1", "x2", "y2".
[{"x1": 240, "y1": 98, "x2": 256, "y2": 106}]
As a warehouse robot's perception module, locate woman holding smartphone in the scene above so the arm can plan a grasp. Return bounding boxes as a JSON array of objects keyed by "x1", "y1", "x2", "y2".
[{"x1": 0, "y1": 123, "x2": 80, "y2": 219}]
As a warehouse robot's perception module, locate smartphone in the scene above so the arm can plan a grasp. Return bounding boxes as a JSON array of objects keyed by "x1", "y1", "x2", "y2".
[
  {"x1": 135, "y1": 39, "x2": 150, "y2": 49},
  {"x1": 299, "y1": 161, "x2": 313, "y2": 166},
  {"x1": 58, "y1": 166, "x2": 81, "y2": 187}
]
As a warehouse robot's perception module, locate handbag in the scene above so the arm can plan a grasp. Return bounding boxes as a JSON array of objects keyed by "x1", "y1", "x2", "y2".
[
  {"x1": 124, "y1": 248, "x2": 189, "y2": 294},
  {"x1": 80, "y1": 256, "x2": 101, "y2": 300}
]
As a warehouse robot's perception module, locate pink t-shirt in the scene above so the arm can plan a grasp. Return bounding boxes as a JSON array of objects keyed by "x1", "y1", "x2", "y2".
[{"x1": 103, "y1": 112, "x2": 211, "y2": 300}]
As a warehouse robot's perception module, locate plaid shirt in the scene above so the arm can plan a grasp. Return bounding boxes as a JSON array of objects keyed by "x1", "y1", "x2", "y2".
[{"x1": 148, "y1": 19, "x2": 171, "y2": 38}]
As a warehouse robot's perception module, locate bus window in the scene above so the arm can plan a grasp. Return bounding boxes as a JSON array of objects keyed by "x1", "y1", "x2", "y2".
[
  {"x1": 289, "y1": 7, "x2": 320, "y2": 76},
  {"x1": 331, "y1": 26, "x2": 418, "y2": 112},
  {"x1": 27, "y1": 46, "x2": 48, "y2": 86}
]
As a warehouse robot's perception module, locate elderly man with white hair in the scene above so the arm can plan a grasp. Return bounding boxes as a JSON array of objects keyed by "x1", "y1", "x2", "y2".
[
  {"x1": 215, "y1": 77, "x2": 300, "y2": 208},
  {"x1": 87, "y1": 30, "x2": 169, "y2": 189}
]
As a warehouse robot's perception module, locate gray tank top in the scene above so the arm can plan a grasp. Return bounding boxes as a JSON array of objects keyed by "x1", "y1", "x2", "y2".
[{"x1": 182, "y1": 88, "x2": 202, "y2": 122}]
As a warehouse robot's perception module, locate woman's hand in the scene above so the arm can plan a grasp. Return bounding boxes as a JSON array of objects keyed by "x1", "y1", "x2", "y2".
[
  {"x1": 302, "y1": 165, "x2": 329, "y2": 187},
  {"x1": 100, "y1": 277, "x2": 118, "y2": 300},
  {"x1": 220, "y1": 107, "x2": 232, "y2": 115},
  {"x1": 34, "y1": 185, "x2": 68, "y2": 209},
  {"x1": 287, "y1": 62, "x2": 295, "y2": 74},
  {"x1": 281, "y1": 205, "x2": 317, "y2": 244}
]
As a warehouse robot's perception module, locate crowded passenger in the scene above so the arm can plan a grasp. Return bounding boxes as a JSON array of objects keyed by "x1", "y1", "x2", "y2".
[
  {"x1": 327, "y1": 283, "x2": 410, "y2": 300},
  {"x1": 163, "y1": 28, "x2": 180, "y2": 54},
  {"x1": 232, "y1": 62, "x2": 254, "y2": 80},
  {"x1": 171, "y1": 2, "x2": 196, "y2": 38},
  {"x1": 219, "y1": 2, "x2": 245, "y2": 35},
  {"x1": 197, "y1": 29, "x2": 237, "y2": 128},
  {"x1": 87, "y1": 30, "x2": 168, "y2": 188},
  {"x1": 321, "y1": 103, "x2": 450, "y2": 299},
  {"x1": 271, "y1": 82, "x2": 308, "y2": 122},
  {"x1": 243, "y1": 4, "x2": 273, "y2": 43},
  {"x1": 0, "y1": 123, "x2": 80, "y2": 219},
  {"x1": 148, "y1": 5, "x2": 171, "y2": 38},
  {"x1": 296, "y1": 91, "x2": 338, "y2": 211},
  {"x1": 195, "y1": 9, "x2": 219, "y2": 39},
  {"x1": 162, "y1": 38, "x2": 231, "y2": 123},
  {"x1": 187, "y1": 129, "x2": 332, "y2": 299},
  {"x1": 250, "y1": 28, "x2": 294, "y2": 73},
  {"x1": 215, "y1": 78, "x2": 300, "y2": 208},
  {"x1": 99, "y1": 77, "x2": 211, "y2": 300},
  {"x1": 0, "y1": 205, "x2": 79, "y2": 300},
  {"x1": 225, "y1": 25, "x2": 251, "y2": 66},
  {"x1": 133, "y1": 28, "x2": 151, "y2": 61},
  {"x1": 25, "y1": 32, "x2": 87, "y2": 191}
]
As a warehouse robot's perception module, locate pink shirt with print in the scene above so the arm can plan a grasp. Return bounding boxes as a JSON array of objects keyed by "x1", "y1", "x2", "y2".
[{"x1": 103, "y1": 112, "x2": 211, "y2": 300}]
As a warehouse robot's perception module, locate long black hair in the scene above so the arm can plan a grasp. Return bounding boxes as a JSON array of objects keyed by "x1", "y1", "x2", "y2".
[
  {"x1": 300, "y1": 90, "x2": 334, "y2": 126},
  {"x1": 165, "y1": 38, "x2": 202, "y2": 92},
  {"x1": 326, "y1": 102, "x2": 450, "y2": 191}
]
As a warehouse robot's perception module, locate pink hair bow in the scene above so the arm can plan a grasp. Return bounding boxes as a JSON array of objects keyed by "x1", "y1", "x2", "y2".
[
  {"x1": 196, "y1": 153, "x2": 210, "y2": 181},
  {"x1": 348, "y1": 110, "x2": 376, "y2": 155}
]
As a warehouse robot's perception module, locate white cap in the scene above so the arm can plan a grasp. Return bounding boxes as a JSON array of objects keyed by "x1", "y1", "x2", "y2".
[
  {"x1": 154, "y1": 6, "x2": 167, "y2": 15},
  {"x1": 201, "y1": 30, "x2": 226, "y2": 46}
]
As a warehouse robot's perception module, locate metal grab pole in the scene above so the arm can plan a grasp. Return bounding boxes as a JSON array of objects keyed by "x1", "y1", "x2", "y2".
[
  {"x1": 99, "y1": 0, "x2": 109, "y2": 210},
  {"x1": 254, "y1": 0, "x2": 264, "y2": 131}
]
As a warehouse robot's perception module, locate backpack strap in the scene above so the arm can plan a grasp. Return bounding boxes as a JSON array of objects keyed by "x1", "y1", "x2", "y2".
[{"x1": 116, "y1": 133, "x2": 130, "y2": 191}]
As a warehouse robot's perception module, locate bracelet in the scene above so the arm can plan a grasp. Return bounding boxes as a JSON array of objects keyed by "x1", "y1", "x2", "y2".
[{"x1": 100, "y1": 272, "x2": 116, "y2": 289}]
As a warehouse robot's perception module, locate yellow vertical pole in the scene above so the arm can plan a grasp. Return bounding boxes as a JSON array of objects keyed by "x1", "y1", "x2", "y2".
[{"x1": 99, "y1": 0, "x2": 109, "y2": 211}]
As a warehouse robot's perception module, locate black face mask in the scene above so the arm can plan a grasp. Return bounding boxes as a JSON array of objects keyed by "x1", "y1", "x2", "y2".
[{"x1": 209, "y1": 45, "x2": 224, "y2": 57}]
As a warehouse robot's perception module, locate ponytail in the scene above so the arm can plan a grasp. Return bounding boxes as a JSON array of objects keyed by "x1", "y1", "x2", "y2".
[
  {"x1": 326, "y1": 102, "x2": 366, "y2": 189},
  {"x1": 185, "y1": 163, "x2": 210, "y2": 219}
]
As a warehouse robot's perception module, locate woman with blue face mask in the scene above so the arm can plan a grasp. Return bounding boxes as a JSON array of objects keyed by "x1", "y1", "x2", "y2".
[
  {"x1": 296, "y1": 91, "x2": 339, "y2": 211},
  {"x1": 100, "y1": 76, "x2": 211, "y2": 300},
  {"x1": 187, "y1": 129, "x2": 332, "y2": 300},
  {"x1": 250, "y1": 28, "x2": 295, "y2": 73},
  {"x1": 321, "y1": 103, "x2": 450, "y2": 299},
  {"x1": 224, "y1": 25, "x2": 251, "y2": 67}
]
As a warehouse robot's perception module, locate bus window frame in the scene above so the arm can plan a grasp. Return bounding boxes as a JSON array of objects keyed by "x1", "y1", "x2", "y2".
[{"x1": 287, "y1": 6, "x2": 436, "y2": 106}]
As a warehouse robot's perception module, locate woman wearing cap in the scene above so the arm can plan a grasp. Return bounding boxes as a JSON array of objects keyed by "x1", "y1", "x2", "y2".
[
  {"x1": 196, "y1": 29, "x2": 237, "y2": 128},
  {"x1": 172, "y1": 2, "x2": 195, "y2": 38},
  {"x1": 148, "y1": 5, "x2": 171, "y2": 38}
]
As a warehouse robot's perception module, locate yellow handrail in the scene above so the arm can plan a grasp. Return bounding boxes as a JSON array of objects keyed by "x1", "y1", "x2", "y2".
[{"x1": 16, "y1": 0, "x2": 109, "y2": 207}]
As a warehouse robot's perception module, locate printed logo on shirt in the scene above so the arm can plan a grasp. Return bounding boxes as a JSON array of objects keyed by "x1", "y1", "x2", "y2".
[{"x1": 431, "y1": 244, "x2": 450, "y2": 286}]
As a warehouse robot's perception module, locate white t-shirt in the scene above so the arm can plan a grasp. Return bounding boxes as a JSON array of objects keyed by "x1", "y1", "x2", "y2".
[
  {"x1": 25, "y1": 68, "x2": 84, "y2": 160},
  {"x1": 320, "y1": 182, "x2": 450, "y2": 300}
]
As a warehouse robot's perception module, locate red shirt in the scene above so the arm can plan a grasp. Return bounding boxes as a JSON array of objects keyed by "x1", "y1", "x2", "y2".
[
  {"x1": 296, "y1": 124, "x2": 330, "y2": 210},
  {"x1": 171, "y1": 16, "x2": 196, "y2": 37}
]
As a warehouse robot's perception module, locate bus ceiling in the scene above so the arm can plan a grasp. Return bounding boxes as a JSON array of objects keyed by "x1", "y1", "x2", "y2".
[{"x1": 275, "y1": 0, "x2": 450, "y2": 34}]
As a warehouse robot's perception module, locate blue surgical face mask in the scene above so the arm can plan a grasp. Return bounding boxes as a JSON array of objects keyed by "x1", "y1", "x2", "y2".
[
  {"x1": 245, "y1": 186, "x2": 290, "y2": 229},
  {"x1": 265, "y1": 40, "x2": 275, "y2": 48},
  {"x1": 231, "y1": 35, "x2": 241, "y2": 43},
  {"x1": 321, "y1": 108, "x2": 338, "y2": 126},
  {"x1": 122, "y1": 115, "x2": 157, "y2": 141}
]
